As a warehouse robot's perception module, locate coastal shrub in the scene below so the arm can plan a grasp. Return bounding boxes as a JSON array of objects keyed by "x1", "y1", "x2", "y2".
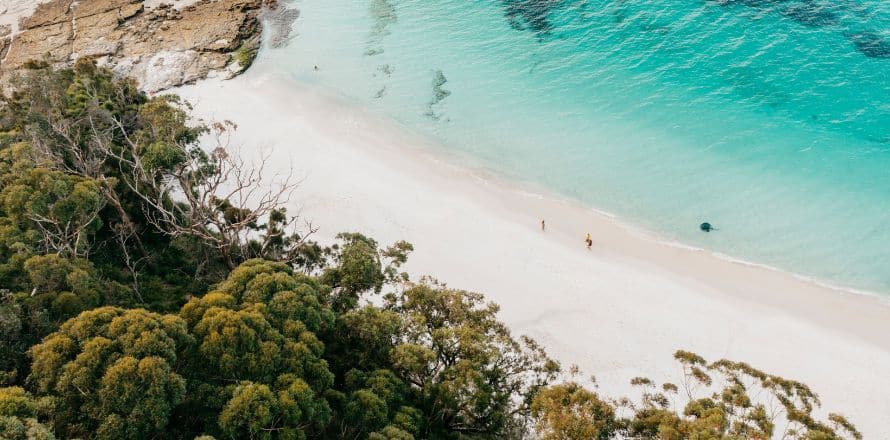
[
  {"x1": 27, "y1": 307, "x2": 191, "y2": 438},
  {"x1": 0, "y1": 386, "x2": 54, "y2": 440},
  {"x1": 233, "y1": 39, "x2": 260, "y2": 73},
  {"x1": 385, "y1": 281, "x2": 561, "y2": 438},
  {"x1": 0, "y1": 59, "x2": 328, "y2": 390},
  {"x1": 173, "y1": 263, "x2": 335, "y2": 438},
  {"x1": 530, "y1": 382, "x2": 616, "y2": 440},
  {"x1": 529, "y1": 350, "x2": 863, "y2": 440}
]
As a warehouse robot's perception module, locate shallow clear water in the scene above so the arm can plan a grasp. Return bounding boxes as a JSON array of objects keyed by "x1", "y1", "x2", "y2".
[{"x1": 276, "y1": 0, "x2": 890, "y2": 293}]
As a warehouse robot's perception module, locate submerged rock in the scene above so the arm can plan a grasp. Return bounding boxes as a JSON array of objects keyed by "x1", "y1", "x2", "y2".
[
  {"x1": 781, "y1": 2, "x2": 838, "y2": 27},
  {"x1": 502, "y1": 0, "x2": 563, "y2": 35},
  {"x1": 431, "y1": 70, "x2": 451, "y2": 103},
  {"x1": 261, "y1": 0, "x2": 299, "y2": 49},
  {"x1": 426, "y1": 69, "x2": 451, "y2": 120},
  {"x1": 365, "y1": 0, "x2": 395, "y2": 57},
  {"x1": 710, "y1": 0, "x2": 839, "y2": 28},
  {"x1": 847, "y1": 31, "x2": 890, "y2": 59},
  {"x1": 708, "y1": 0, "x2": 890, "y2": 60}
]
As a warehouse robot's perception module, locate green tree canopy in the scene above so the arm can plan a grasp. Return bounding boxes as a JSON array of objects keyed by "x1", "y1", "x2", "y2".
[
  {"x1": 386, "y1": 281, "x2": 561, "y2": 438},
  {"x1": 321, "y1": 233, "x2": 412, "y2": 312},
  {"x1": 176, "y1": 259, "x2": 335, "y2": 438},
  {"x1": 0, "y1": 386, "x2": 54, "y2": 440},
  {"x1": 530, "y1": 382, "x2": 616, "y2": 440},
  {"x1": 28, "y1": 307, "x2": 190, "y2": 438},
  {"x1": 0, "y1": 142, "x2": 106, "y2": 259}
]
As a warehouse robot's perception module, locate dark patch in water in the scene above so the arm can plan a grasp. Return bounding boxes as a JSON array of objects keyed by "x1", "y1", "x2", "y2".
[
  {"x1": 710, "y1": 0, "x2": 785, "y2": 6},
  {"x1": 426, "y1": 70, "x2": 452, "y2": 120},
  {"x1": 847, "y1": 31, "x2": 890, "y2": 59},
  {"x1": 723, "y1": 66, "x2": 791, "y2": 109},
  {"x1": 501, "y1": 0, "x2": 564, "y2": 35},
  {"x1": 709, "y1": 0, "x2": 838, "y2": 28},
  {"x1": 367, "y1": 0, "x2": 397, "y2": 56},
  {"x1": 780, "y1": 2, "x2": 838, "y2": 27},
  {"x1": 377, "y1": 64, "x2": 394, "y2": 76},
  {"x1": 367, "y1": 1, "x2": 397, "y2": 99},
  {"x1": 431, "y1": 71, "x2": 451, "y2": 103},
  {"x1": 710, "y1": 0, "x2": 888, "y2": 60}
]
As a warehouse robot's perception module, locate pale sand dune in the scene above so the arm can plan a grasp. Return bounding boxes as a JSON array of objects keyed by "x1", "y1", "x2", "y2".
[{"x1": 176, "y1": 64, "x2": 890, "y2": 437}]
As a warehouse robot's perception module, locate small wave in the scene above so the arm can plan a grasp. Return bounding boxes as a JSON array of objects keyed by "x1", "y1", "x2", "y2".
[{"x1": 711, "y1": 252, "x2": 886, "y2": 300}]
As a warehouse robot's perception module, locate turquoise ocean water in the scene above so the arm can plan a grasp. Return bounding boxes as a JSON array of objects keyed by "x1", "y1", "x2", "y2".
[{"x1": 276, "y1": 0, "x2": 890, "y2": 293}]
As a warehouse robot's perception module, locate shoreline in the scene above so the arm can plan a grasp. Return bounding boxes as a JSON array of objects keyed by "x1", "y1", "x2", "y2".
[
  {"x1": 468, "y1": 159, "x2": 889, "y2": 303},
  {"x1": 175, "y1": 61, "x2": 890, "y2": 436}
]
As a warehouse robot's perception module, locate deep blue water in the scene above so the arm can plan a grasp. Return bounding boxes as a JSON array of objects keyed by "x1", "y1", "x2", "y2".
[{"x1": 278, "y1": 0, "x2": 890, "y2": 292}]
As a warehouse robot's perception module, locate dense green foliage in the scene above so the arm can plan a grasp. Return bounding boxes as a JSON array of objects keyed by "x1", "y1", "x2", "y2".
[
  {"x1": 0, "y1": 386, "x2": 53, "y2": 439},
  {"x1": 19, "y1": 260, "x2": 558, "y2": 439},
  {"x1": 0, "y1": 62, "x2": 862, "y2": 439}
]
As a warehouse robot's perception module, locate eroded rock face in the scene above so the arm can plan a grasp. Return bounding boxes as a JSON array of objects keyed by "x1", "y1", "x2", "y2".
[
  {"x1": 0, "y1": 0, "x2": 268, "y2": 91},
  {"x1": 0, "y1": 26, "x2": 9, "y2": 60}
]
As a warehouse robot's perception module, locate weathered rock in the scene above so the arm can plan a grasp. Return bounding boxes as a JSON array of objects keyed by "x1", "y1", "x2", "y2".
[
  {"x1": 0, "y1": 25, "x2": 10, "y2": 62},
  {"x1": 71, "y1": 0, "x2": 143, "y2": 59},
  {"x1": 0, "y1": 0, "x2": 270, "y2": 92},
  {"x1": 5, "y1": 21, "x2": 72, "y2": 67},
  {"x1": 73, "y1": 0, "x2": 140, "y2": 19},
  {"x1": 0, "y1": 40, "x2": 9, "y2": 63},
  {"x1": 154, "y1": 0, "x2": 258, "y2": 52},
  {"x1": 20, "y1": 0, "x2": 72, "y2": 30}
]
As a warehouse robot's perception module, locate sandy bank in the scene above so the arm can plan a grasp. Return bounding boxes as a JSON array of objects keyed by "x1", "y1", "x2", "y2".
[{"x1": 175, "y1": 63, "x2": 890, "y2": 437}]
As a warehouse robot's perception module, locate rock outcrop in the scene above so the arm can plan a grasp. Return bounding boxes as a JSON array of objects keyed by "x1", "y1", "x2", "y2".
[{"x1": 0, "y1": 0, "x2": 269, "y2": 91}]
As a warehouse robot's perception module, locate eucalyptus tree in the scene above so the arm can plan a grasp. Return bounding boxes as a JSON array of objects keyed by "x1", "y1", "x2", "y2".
[
  {"x1": 0, "y1": 386, "x2": 54, "y2": 440},
  {"x1": 176, "y1": 260, "x2": 335, "y2": 438},
  {"x1": 385, "y1": 281, "x2": 561, "y2": 438},
  {"x1": 27, "y1": 307, "x2": 191, "y2": 439}
]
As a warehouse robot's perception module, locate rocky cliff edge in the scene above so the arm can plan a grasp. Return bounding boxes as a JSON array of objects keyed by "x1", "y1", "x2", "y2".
[{"x1": 0, "y1": 0, "x2": 274, "y2": 92}]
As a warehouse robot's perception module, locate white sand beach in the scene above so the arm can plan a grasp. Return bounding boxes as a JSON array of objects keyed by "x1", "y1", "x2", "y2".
[{"x1": 176, "y1": 63, "x2": 890, "y2": 436}]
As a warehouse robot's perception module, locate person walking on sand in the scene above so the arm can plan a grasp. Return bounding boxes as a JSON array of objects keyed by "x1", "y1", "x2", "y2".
[
  {"x1": 585, "y1": 233, "x2": 592, "y2": 250},
  {"x1": 541, "y1": 219, "x2": 546, "y2": 231}
]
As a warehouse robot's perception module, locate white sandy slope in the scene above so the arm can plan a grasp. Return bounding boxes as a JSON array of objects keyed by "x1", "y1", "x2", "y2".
[{"x1": 175, "y1": 63, "x2": 890, "y2": 437}]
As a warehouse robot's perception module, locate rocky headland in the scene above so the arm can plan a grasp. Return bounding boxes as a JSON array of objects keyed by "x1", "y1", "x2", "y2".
[{"x1": 0, "y1": 0, "x2": 282, "y2": 91}]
